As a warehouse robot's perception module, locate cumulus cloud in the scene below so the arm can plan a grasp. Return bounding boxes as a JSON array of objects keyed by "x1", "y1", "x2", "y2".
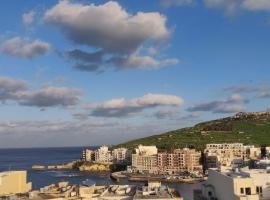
[
  {"x1": 1, "y1": 37, "x2": 50, "y2": 58},
  {"x1": 86, "y1": 93, "x2": 184, "y2": 117},
  {"x1": 18, "y1": 87, "x2": 81, "y2": 108},
  {"x1": 22, "y1": 11, "x2": 35, "y2": 25},
  {"x1": 187, "y1": 94, "x2": 248, "y2": 113},
  {"x1": 44, "y1": 0, "x2": 178, "y2": 71},
  {"x1": 160, "y1": 0, "x2": 194, "y2": 7},
  {"x1": 44, "y1": 1, "x2": 169, "y2": 53},
  {"x1": 0, "y1": 77, "x2": 27, "y2": 102}
]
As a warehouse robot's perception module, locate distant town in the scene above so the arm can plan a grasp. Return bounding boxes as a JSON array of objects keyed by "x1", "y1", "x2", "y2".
[{"x1": 2, "y1": 142, "x2": 270, "y2": 200}]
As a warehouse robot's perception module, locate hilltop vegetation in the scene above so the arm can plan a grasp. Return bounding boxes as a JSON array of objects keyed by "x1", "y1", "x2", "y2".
[{"x1": 115, "y1": 112, "x2": 270, "y2": 150}]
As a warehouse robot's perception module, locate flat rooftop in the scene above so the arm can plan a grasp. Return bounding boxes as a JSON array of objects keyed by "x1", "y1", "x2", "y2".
[
  {"x1": 101, "y1": 185, "x2": 136, "y2": 197},
  {"x1": 134, "y1": 186, "x2": 178, "y2": 199}
]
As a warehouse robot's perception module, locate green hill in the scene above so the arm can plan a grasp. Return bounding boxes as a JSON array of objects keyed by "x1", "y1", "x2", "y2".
[{"x1": 115, "y1": 112, "x2": 270, "y2": 150}]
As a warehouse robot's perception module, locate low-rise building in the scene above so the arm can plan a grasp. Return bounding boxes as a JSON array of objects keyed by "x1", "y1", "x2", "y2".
[
  {"x1": 134, "y1": 181, "x2": 182, "y2": 200},
  {"x1": 0, "y1": 171, "x2": 32, "y2": 196},
  {"x1": 195, "y1": 168, "x2": 260, "y2": 200},
  {"x1": 241, "y1": 168, "x2": 270, "y2": 199}
]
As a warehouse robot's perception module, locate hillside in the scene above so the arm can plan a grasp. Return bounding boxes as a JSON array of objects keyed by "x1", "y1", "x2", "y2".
[{"x1": 115, "y1": 112, "x2": 270, "y2": 150}]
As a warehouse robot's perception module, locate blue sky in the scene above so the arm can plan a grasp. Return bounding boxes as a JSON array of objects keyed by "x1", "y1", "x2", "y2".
[{"x1": 0, "y1": 0, "x2": 270, "y2": 148}]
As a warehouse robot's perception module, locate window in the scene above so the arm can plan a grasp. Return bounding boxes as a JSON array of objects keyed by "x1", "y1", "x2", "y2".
[
  {"x1": 256, "y1": 186, "x2": 263, "y2": 194},
  {"x1": 240, "y1": 188, "x2": 244, "y2": 194},
  {"x1": 245, "y1": 187, "x2": 251, "y2": 195}
]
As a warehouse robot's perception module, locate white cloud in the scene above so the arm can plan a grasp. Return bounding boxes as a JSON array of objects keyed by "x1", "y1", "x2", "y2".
[
  {"x1": 22, "y1": 11, "x2": 35, "y2": 25},
  {"x1": 44, "y1": 0, "x2": 169, "y2": 53},
  {"x1": 1, "y1": 37, "x2": 50, "y2": 58},
  {"x1": 18, "y1": 86, "x2": 81, "y2": 108},
  {"x1": 242, "y1": 0, "x2": 270, "y2": 11},
  {"x1": 44, "y1": 0, "x2": 178, "y2": 71},
  {"x1": 0, "y1": 77, "x2": 27, "y2": 102},
  {"x1": 204, "y1": 0, "x2": 270, "y2": 15},
  {"x1": 86, "y1": 93, "x2": 184, "y2": 117},
  {"x1": 187, "y1": 94, "x2": 248, "y2": 113}
]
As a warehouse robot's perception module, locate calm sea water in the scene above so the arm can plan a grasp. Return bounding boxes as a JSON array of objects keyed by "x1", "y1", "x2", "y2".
[{"x1": 0, "y1": 147, "x2": 201, "y2": 200}]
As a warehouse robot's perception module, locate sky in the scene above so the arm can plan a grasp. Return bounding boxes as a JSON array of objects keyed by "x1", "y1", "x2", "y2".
[{"x1": 0, "y1": 0, "x2": 270, "y2": 148}]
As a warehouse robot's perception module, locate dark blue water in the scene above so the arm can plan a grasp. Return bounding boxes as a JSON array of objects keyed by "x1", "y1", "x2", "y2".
[
  {"x1": 0, "y1": 147, "x2": 115, "y2": 190},
  {"x1": 0, "y1": 147, "x2": 201, "y2": 200}
]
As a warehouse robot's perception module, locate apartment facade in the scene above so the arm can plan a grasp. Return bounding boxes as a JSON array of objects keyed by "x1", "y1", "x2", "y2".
[
  {"x1": 112, "y1": 148, "x2": 131, "y2": 163},
  {"x1": 0, "y1": 171, "x2": 32, "y2": 196},
  {"x1": 131, "y1": 145, "x2": 158, "y2": 174},
  {"x1": 95, "y1": 146, "x2": 112, "y2": 163},
  {"x1": 204, "y1": 143, "x2": 246, "y2": 168},
  {"x1": 82, "y1": 149, "x2": 95, "y2": 162},
  {"x1": 157, "y1": 148, "x2": 202, "y2": 174},
  {"x1": 195, "y1": 169, "x2": 260, "y2": 200}
]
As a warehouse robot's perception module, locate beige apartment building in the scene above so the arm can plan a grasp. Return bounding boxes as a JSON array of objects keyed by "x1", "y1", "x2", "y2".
[
  {"x1": 0, "y1": 171, "x2": 32, "y2": 196},
  {"x1": 131, "y1": 145, "x2": 158, "y2": 174},
  {"x1": 157, "y1": 148, "x2": 202, "y2": 174},
  {"x1": 82, "y1": 149, "x2": 95, "y2": 162}
]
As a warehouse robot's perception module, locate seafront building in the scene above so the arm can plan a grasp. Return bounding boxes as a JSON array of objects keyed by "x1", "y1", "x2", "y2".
[
  {"x1": 157, "y1": 148, "x2": 202, "y2": 174},
  {"x1": 0, "y1": 171, "x2": 32, "y2": 196},
  {"x1": 130, "y1": 145, "x2": 202, "y2": 174},
  {"x1": 112, "y1": 148, "x2": 131, "y2": 164},
  {"x1": 131, "y1": 145, "x2": 158, "y2": 174},
  {"x1": 82, "y1": 149, "x2": 95, "y2": 162},
  {"x1": 95, "y1": 146, "x2": 113, "y2": 163}
]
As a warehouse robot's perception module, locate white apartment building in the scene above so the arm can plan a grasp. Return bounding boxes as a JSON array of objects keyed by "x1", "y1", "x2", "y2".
[
  {"x1": 205, "y1": 143, "x2": 246, "y2": 168},
  {"x1": 95, "y1": 146, "x2": 112, "y2": 163},
  {"x1": 241, "y1": 168, "x2": 270, "y2": 199},
  {"x1": 112, "y1": 148, "x2": 131, "y2": 163},
  {"x1": 131, "y1": 145, "x2": 158, "y2": 174},
  {"x1": 196, "y1": 168, "x2": 260, "y2": 200}
]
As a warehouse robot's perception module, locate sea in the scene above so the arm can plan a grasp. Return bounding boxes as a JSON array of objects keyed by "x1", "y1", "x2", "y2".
[{"x1": 0, "y1": 147, "x2": 202, "y2": 200}]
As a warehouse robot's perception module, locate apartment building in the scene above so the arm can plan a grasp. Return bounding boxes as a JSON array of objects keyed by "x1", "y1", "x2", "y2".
[
  {"x1": 95, "y1": 145, "x2": 112, "y2": 163},
  {"x1": 112, "y1": 148, "x2": 131, "y2": 163},
  {"x1": 82, "y1": 149, "x2": 95, "y2": 162},
  {"x1": 204, "y1": 143, "x2": 246, "y2": 168},
  {"x1": 157, "y1": 148, "x2": 202, "y2": 174},
  {"x1": 131, "y1": 145, "x2": 158, "y2": 174},
  {"x1": 0, "y1": 171, "x2": 32, "y2": 196}
]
